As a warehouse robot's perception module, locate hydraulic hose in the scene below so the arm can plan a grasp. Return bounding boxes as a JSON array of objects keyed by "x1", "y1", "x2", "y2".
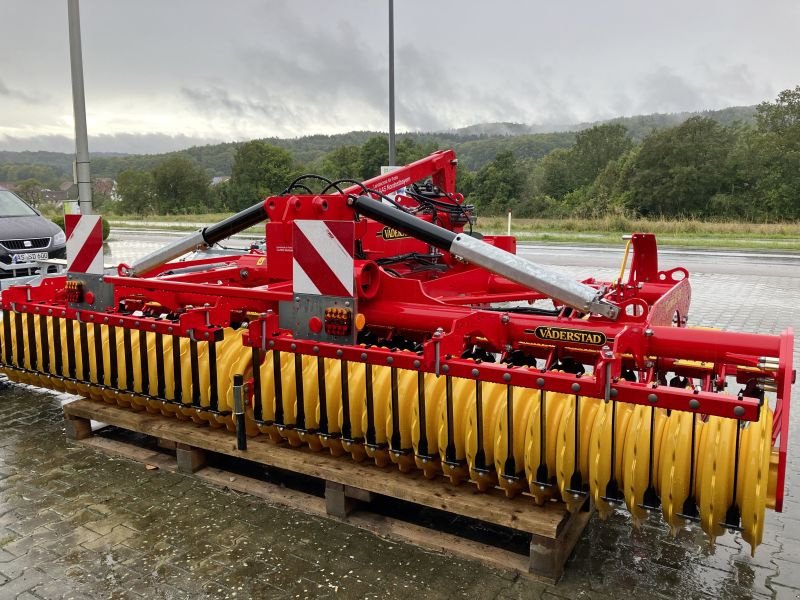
[
  {"x1": 123, "y1": 201, "x2": 268, "y2": 277},
  {"x1": 350, "y1": 195, "x2": 619, "y2": 319}
]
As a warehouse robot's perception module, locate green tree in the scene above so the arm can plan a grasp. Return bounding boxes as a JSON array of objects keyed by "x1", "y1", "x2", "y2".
[
  {"x1": 227, "y1": 141, "x2": 294, "y2": 211},
  {"x1": 116, "y1": 169, "x2": 155, "y2": 215},
  {"x1": 321, "y1": 145, "x2": 362, "y2": 180},
  {"x1": 746, "y1": 87, "x2": 800, "y2": 219},
  {"x1": 625, "y1": 117, "x2": 735, "y2": 217},
  {"x1": 359, "y1": 136, "x2": 388, "y2": 179},
  {"x1": 468, "y1": 150, "x2": 525, "y2": 215},
  {"x1": 569, "y1": 124, "x2": 633, "y2": 188},
  {"x1": 151, "y1": 157, "x2": 210, "y2": 214}
]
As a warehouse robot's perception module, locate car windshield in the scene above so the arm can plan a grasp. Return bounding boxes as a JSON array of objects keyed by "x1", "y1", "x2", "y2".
[{"x1": 0, "y1": 190, "x2": 37, "y2": 217}]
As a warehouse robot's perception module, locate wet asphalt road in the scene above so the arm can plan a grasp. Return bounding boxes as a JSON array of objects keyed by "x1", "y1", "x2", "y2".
[{"x1": 0, "y1": 229, "x2": 798, "y2": 599}]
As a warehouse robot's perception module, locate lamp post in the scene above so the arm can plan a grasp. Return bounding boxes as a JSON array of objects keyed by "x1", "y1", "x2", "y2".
[
  {"x1": 388, "y1": 0, "x2": 396, "y2": 166},
  {"x1": 67, "y1": 0, "x2": 93, "y2": 214}
]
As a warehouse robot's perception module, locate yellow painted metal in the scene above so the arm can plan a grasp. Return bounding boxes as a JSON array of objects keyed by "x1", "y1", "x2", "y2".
[
  {"x1": 588, "y1": 399, "x2": 635, "y2": 519},
  {"x1": 0, "y1": 310, "x2": 781, "y2": 554},
  {"x1": 556, "y1": 394, "x2": 601, "y2": 513},
  {"x1": 493, "y1": 386, "x2": 533, "y2": 498},
  {"x1": 524, "y1": 390, "x2": 570, "y2": 505}
]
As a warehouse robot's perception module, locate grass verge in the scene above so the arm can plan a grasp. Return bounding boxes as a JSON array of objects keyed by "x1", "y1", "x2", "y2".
[{"x1": 108, "y1": 215, "x2": 800, "y2": 251}]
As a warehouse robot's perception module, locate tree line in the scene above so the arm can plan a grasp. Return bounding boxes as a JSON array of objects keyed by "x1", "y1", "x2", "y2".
[
  {"x1": 465, "y1": 87, "x2": 800, "y2": 220},
  {"x1": 3, "y1": 89, "x2": 797, "y2": 220},
  {"x1": 110, "y1": 87, "x2": 800, "y2": 221}
]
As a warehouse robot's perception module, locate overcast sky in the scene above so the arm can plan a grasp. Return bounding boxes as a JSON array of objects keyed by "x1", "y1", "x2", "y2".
[{"x1": 1, "y1": 0, "x2": 798, "y2": 153}]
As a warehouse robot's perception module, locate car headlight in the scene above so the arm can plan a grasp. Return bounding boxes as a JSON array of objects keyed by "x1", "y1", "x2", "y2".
[{"x1": 53, "y1": 230, "x2": 66, "y2": 246}]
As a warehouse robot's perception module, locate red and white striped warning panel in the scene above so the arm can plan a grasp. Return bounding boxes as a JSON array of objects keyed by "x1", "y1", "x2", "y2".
[
  {"x1": 65, "y1": 214, "x2": 104, "y2": 275},
  {"x1": 292, "y1": 220, "x2": 354, "y2": 296}
]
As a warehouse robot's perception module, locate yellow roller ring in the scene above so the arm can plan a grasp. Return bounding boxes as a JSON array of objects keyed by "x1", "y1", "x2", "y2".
[
  {"x1": 361, "y1": 364, "x2": 391, "y2": 466},
  {"x1": 695, "y1": 415, "x2": 736, "y2": 541},
  {"x1": 493, "y1": 386, "x2": 534, "y2": 498},
  {"x1": 556, "y1": 394, "x2": 601, "y2": 513},
  {"x1": 411, "y1": 372, "x2": 446, "y2": 478},
  {"x1": 385, "y1": 367, "x2": 417, "y2": 472},
  {"x1": 465, "y1": 381, "x2": 505, "y2": 491},
  {"x1": 621, "y1": 406, "x2": 668, "y2": 526},
  {"x1": 588, "y1": 400, "x2": 634, "y2": 518},
  {"x1": 316, "y1": 357, "x2": 345, "y2": 456},
  {"x1": 436, "y1": 376, "x2": 472, "y2": 485},
  {"x1": 738, "y1": 406, "x2": 773, "y2": 553},
  {"x1": 658, "y1": 409, "x2": 698, "y2": 535},
  {"x1": 296, "y1": 354, "x2": 322, "y2": 450}
]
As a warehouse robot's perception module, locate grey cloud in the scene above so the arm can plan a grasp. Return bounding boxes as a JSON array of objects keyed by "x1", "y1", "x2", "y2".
[{"x1": 0, "y1": 78, "x2": 42, "y2": 104}]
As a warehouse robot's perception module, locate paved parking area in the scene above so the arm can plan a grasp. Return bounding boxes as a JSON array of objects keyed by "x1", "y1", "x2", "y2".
[{"x1": 0, "y1": 245, "x2": 798, "y2": 599}]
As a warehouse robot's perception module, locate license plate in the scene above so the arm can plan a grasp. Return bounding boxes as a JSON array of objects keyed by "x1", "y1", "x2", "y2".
[{"x1": 11, "y1": 252, "x2": 49, "y2": 263}]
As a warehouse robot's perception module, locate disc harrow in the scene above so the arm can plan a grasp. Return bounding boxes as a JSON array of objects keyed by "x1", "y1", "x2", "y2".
[{"x1": 0, "y1": 150, "x2": 793, "y2": 555}]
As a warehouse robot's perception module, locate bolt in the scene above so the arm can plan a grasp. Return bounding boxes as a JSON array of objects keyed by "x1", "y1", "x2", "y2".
[
  {"x1": 503, "y1": 373, "x2": 511, "y2": 382},
  {"x1": 413, "y1": 360, "x2": 421, "y2": 369},
  {"x1": 689, "y1": 399, "x2": 700, "y2": 410},
  {"x1": 571, "y1": 383, "x2": 581, "y2": 393},
  {"x1": 610, "y1": 388, "x2": 618, "y2": 398},
  {"x1": 501, "y1": 314, "x2": 510, "y2": 324},
  {"x1": 360, "y1": 352, "x2": 368, "y2": 361},
  {"x1": 345, "y1": 301, "x2": 351, "y2": 308},
  {"x1": 387, "y1": 357, "x2": 394, "y2": 365},
  {"x1": 336, "y1": 349, "x2": 343, "y2": 357},
  {"x1": 647, "y1": 393, "x2": 658, "y2": 403},
  {"x1": 734, "y1": 405, "x2": 745, "y2": 417},
  {"x1": 645, "y1": 328, "x2": 654, "y2": 337},
  {"x1": 537, "y1": 377, "x2": 545, "y2": 387},
  {"x1": 290, "y1": 343, "x2": 297, "y2": 351},
  {"x1": 442, "y1": 365, "x2": 449, "y2": 374},
  {"x1": 313, "y1": 346, "x2": 319, "y2": 354},
  {"x1": 472, "y1": 368, "x2": 480, "y2": 377},
  {"x1": 269, "y1": 340, "x2": 275, "y2": 348}
]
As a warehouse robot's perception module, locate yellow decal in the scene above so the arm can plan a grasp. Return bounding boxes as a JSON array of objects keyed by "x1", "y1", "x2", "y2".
[
  {"x1": 256, "y1": 257, "x2": 266, "y2": 265},
  {"x1": 378, "y1": 226, "x2": 409, "y2": 241},
  {"x1": 528, "y1": 326, "x2": 607, "y2": 346}
]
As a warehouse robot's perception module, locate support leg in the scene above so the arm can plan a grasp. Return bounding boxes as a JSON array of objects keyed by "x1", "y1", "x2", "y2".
[
  {"x1": 325, "y1": 481, "x2": 353, "y2": 518},
  {"x1": 176, "y1": 442, "x2": 206, "y2": 474},
  {"x1": 64, "y1": 415, "x2": 92, "y2": 440}
]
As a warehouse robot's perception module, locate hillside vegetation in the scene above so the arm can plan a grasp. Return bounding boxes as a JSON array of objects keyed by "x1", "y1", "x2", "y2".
[{"x1": 3, "y1": 94, "x2": 798, "y2": 222}]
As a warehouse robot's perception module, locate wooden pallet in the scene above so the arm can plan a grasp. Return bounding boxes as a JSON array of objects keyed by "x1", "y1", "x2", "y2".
[{"x1": 63, "y1": 398, "x2": 590, "y2": 582}]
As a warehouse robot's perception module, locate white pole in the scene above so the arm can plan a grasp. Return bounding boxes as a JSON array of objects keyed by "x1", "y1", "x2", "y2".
[
  {"x1": 67, "y1": 0, "x2": 93, "y2": 215},
  {"x1": 507, "y1": 209, "x2": 512, "y2": 236}
]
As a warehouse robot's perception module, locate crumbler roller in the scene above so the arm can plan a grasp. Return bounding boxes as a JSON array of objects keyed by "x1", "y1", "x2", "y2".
[{"x1": 0, "y1": 150, "x2": 793, "y2": 554}]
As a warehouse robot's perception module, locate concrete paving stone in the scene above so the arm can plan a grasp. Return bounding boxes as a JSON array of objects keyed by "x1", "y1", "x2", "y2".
[
  {"x1": 772, "y1": 583, "x2": 800, "y2": 599},
  {"x1": 0, "y1": 568, "x2": 52, "y2": 598},
  {"x1": 772, "y1": 558, "x2": 800, "y2": 591},
  {"x1": 7, "y1": 511, "x2": 64, "y2": 537}
]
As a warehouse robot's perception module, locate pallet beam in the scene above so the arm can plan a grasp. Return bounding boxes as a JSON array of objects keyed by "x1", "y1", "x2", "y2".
[{"x1": 63, "y1": 399, "x2": 588, "y2": 581}]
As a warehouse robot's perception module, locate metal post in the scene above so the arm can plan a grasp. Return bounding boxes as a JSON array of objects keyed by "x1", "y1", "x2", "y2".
[
  {"x1": 67, "y1": 0, "x2": 93, "y2": 215},
  {"x1": 233, "y1": 374, "x2": 247, "y2": 451},
  {"x1": 388, "y1": 0, "x2": 396, "y2": 166}
]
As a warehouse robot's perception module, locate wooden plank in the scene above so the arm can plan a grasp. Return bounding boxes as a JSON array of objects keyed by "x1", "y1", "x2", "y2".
[
  {"x1": 64, "y1": 399, "x2": 569, "y2": 537},
  {"x1": 73, "y1": 434, "x2": 538, "y2": 578}
]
